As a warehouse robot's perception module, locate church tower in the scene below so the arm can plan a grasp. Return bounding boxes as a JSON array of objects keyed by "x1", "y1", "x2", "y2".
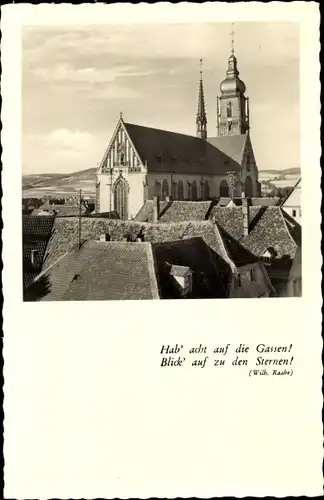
[
  {"x1": 196, "y1": 59, "x2": 207, "y2": 140},
  {"x1": 217, "y1": 40, "x2": 250, "y2": 137}
]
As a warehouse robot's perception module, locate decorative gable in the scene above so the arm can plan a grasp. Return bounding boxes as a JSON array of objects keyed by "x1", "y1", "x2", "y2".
[{"x1": 100, "y1": 118, "x2": 144, "y2": 174}]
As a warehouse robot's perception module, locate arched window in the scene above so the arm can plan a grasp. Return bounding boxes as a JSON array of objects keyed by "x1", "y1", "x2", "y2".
[
  {"x1": 219, "y1": 180, "x2": 229, "y2": 197},
  {"x1": 200, "y1": 182, "x2": 205, "y2": 200},
  {"x1": 204, "y1": 181, "x2": 209, "y2": 200},
  {"x1": 178, "y1": 180, "x2": 184, "y2": 200},
  {"x1": 187, "y1": 182, "x2": 192, "y2": 200},
  {"x1": 246, "y1": 155, "x2": 251, "y2": 172},
  {"x1": 162, "y1": 179, "x2": 169, "y2": 200},
  {"x1": 244, "y1": 176, "x2": 253, "y2": 197},
  {"x1": 234, "y1": 181, "x2": 243, "y2": 198},
  {"x1": 192, "y1": 180, "x2": 197, "y2": 200},
  {"x1": 114, "y1": 177, "x2": 129, "y2": 220},
  {"x1": 171, "y1": 182, "x2": 178, "y2": 200},
  {"x1": 154, "y1": 181, "x2": 161, "y2": 199},
  {"x1": 227, "y1": 102, "x2": 232, "y2": 118}
]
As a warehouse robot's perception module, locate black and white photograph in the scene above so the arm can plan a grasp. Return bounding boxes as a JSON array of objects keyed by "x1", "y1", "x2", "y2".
[
  {"x1": 22, "y1": 21, "x2": 302, "y2": 301},
  {"x1": 3, "y1": 4, "x2": 322, "y2": 500}
]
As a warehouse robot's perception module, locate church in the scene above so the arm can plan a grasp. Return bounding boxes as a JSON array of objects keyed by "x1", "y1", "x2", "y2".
[{"x1": 96, "y1": 48, "x2": 261, "y2": 219}]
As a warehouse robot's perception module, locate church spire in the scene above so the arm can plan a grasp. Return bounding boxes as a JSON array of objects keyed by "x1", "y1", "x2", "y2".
[
  {"x1": 217, "y1": 24, "x2": 250, "y2": 137},
  {"x1": 196, "y1": 58, "x2": 207, "y2": 141}
]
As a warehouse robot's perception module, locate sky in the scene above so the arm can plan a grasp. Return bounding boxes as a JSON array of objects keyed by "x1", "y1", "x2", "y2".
[{"x1": 22, "y1": 22, "x2": 300, "y2": 174}]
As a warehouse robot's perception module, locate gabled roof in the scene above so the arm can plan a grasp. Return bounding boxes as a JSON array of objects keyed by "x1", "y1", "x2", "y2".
[
  {"x1": 123, "y1": 122, "x2": 241, "y2": 175},
  {"x1": 134, "y1": 199, "x2": 170, "y2": 222},
  {"x1": 26, "y1": 241, "x2": 160, "y2": 301},
  {"x1": 153, "y1": 238, "x2": 227, "y2": 299},
  {"x1": 170, "y1": 265, "x2": 191, "y2": 277},
  {"x1": 207, "y1": 134, "x2": 247, "y2": 165},
  {"x1": 23, "y1": 215, "x2": 262, "y2": 294},
  {"x1": 210, "y1": 206, "x2": 300, "y2": 259},
  {"x1": 158, "y1": 201, "x2": 213, "y2": 222},
  {"x1": 281, "y1": 178, "x2": 301, "y2": 207}
]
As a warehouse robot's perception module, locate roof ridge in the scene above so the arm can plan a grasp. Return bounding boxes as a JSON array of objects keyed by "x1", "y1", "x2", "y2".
[
  {"x1": 145, "y1": 244, "x2": 161, "y2": 300},
  {"x1": 213, "y1": 222, "x2": 236, "y2": 270},
  {"x1": 278, "y1": 207, "x2": 299, "y2": 247},
  {"x1": 124, "y1": 122, "x2": 201, "y2": 141}
]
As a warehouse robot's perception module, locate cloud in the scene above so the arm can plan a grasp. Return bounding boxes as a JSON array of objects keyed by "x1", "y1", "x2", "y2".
[
  {"x1": 22, "y1": 23, "x2": 300, "y2": 174},
  {"x1": 23, "y1": 129, "x2": 108, "y2": 174}
]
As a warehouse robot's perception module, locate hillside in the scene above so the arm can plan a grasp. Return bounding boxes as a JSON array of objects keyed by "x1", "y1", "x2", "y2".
[
  {"x1": 22, "y1": 165, "x2": 301, "y2": 198},
  {"x1": 259, "y1": 167, "x2": 301, "y2": 176},
  {"x1": 22, "y1": 167, "x2": 97, "y2": 197}
]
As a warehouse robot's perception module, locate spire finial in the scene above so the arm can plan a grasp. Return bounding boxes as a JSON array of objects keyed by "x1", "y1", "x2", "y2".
[
  {"x1": 196, "y1": 58, "x2": 207, "y2": 140},
  {"x1": 230, "y1": 22, "x2": 235, "y2": 54},
  {"x1": 120, "y1": 111, "x2": 123, "y2": 119}
]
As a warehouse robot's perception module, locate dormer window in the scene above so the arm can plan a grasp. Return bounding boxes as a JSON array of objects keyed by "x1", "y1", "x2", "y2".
[
  {"x1": 30, "y1": 249, "x2": 39, "y2": 268},
  {"x1": 99, "y1": 233, "x2": 111, "y2": 242},
  {"x1": 170, "y1": 265, "x2": 193, "y2": 297},
  {"x1": 261, "y1": 247, "x2": 277, "y2": 264}
]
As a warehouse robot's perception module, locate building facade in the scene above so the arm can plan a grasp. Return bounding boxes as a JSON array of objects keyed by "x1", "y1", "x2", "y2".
[{"x1": 96, "y1": 50, "x2": 260, "y2": 219}]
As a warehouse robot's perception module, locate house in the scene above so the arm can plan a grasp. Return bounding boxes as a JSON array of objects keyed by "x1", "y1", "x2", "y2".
[
  {"x1": 23, "y1": 215, "x2": 274, "y2": 300},
  {"x1": 210, "y1": 200, "x2": 301, "y2": 296},
  {"x1": 281, "y1": 178, "x2": 301, "y2": 224},
  {"x1": 96, "y1": 50, "x2": 261, "y2": 219}
]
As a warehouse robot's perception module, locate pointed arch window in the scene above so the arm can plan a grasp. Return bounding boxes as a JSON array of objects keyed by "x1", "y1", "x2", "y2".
[
  {"x1": 219, "y1": 180, "x2": 229, "y2": 197},
  {"x1": 200, "y1": 182, "x2": 205, "y2": 200},
  {"x1": 154, "y1": 181, "x2": 161, "y2": 199},
  {"x1": 187, "y1": 181, "x2": 192, "y2": 200},
  {"x1": 162, "y1": 179, "x2": 169, "y2": 200},
  {"x1": 227, "y1": 102, "x2": 233, "y2": 118},
  {"x1": 178, "y1": 181, "x2": 184, "y2": 200},
  {"x1": 204, "y1": 181, "x2": 209, "y2": 200},
  {"x1": 192, "y1": 181, "x2": 198, "y2": 200},
  {"x1": 244, "y1": 176, "x2": 253, "y2": 197},
  {"x1": 114, "y1": 177, "x2": 129, "y2": 220},
  {"x1": 171, "y1": 182, "x2": 178, "y2": 200}
]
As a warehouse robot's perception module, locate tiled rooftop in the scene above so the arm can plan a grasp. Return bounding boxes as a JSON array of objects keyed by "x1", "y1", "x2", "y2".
[
  {"x1": 124, "y1": 122, "x2": 242, "y2": 175},
  {"x1": 26, "y1": 241, "x2": 160, "y2": 301},
  {"x1": 210, "y1": 206, "x2": 300, "y2": 259},
  {"x1": 158, "y1": 201, "x2": 212, "y2": 222}
]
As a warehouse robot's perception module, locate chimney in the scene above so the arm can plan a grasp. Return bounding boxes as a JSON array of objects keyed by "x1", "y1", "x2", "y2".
[
  {"x1": 242, "y1": 195, "x2": 251, "y2": 236},
  {"x1": 152, "y1": 196, "x2": 160, "y2": 222}
]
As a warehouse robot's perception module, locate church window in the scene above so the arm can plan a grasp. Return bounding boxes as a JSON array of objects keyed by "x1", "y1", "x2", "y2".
[
  {"x1": 292, "y1": 209, "x2": 297, "y2": 217},
  {"x1": 250, "y1": 269, "x2": 255, "y2": 282},
  {"x1": 114, "y1": 177, "x2": 129, "y2": 220},
  {"x1": 187, "y1": 182, "x2": 192, "y2": 200},
  {"x1": 227, "y1": 102, "x2": 232, "y2": 118},
  {"x1": 162, "y1": 179, "x2": 169, "y2": 200},
  {"x1": 154, "y1": 181, "x2": 161, "y2": 198},
  {"x1": 219, "y1": 180, "x2": 229, "y2": 197},
  {"x1": 235, "y1": 273, "x2": 242, "y2": 288},
  {"x1": 244, "y1": 176, "x2": 253, "y2": 197},
  {"x1": 200, "y1": 182, "x2": 205, "y2": 200},
  {"x1": 204, "y1": 181, "x2": 210, "y2": 200},
  {"x1": 178, "y1": 181, "x2": 184, "y2": 200},
  {"x1": 246, "y1": 155, "x2": 251, "y2": 172},
  {"x1": 192, "y1": 181, "x2": 198, "y2": 200},
  {"x1": 171, "y1": 182, "x2": 178, "y2": 200}
]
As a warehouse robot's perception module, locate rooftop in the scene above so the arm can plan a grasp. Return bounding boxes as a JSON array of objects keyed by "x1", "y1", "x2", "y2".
[
  {"x1": 123, "y1": 122, "x2": 243, "y2": 175},
  {"x1": 210, "y1": 206, "x2": 301, "y2": 259}
]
